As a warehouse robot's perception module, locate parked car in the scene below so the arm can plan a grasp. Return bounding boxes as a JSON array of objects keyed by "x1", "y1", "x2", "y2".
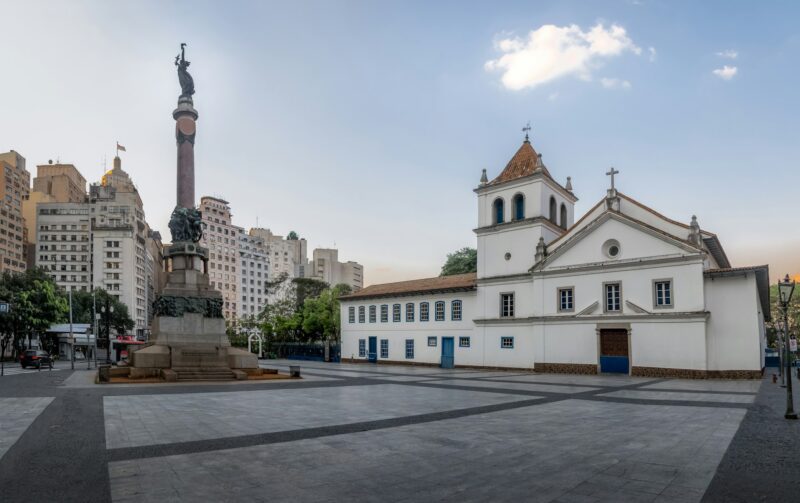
[{"x1": 20, "y1": 350, "x2": 54, "y2": 369}]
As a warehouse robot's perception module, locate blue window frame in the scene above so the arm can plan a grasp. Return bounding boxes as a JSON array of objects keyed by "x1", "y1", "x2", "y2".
[
  {"x1": 435, "y1": 301, "x2": 445, "y2": 321},
  {"x1": 420, "y1": 302, "x2": 430, "y2": 322},
  {"x1": 459, "y1": 336, "x2": 470, "y2": 348},
  {"x1": 427, "y1": 336, "x2": 437, "y2": 347},
  {"x1": 392, "y1": 304, "x2": 401, "y2": 322},
  {"x1": 348, "y1": 306, "x2": 355, "y2": 324},
  {"x1": 369, "y1": 305, "x2": 376, "y2": 323},
  {"x1": 513, "y1": 193, "x2": 524, "y2": 221},
  {"x1": 405, "y1": 339, "x2": 414, "y2": 359},
  {"x1": 405, "y1": 303, "x2": 415, "y2": 322},
  {"x1": 501, "y1": 336, "x2": 514, "y2": 349},
  {"x1": 358, "y1": 306, "x2": 365, "y2": 323},
  {"x1": 380, "y1": 339, "x2": 389, "y2": 358},
  {"x1": 493, "y1": 198, "x2": 504, "y2": 224},
  {"x1": 451, "y1": 300, "x2": 462, "y2": 321},
  {"x1": 380, "y1": 304, "x2": 389, "y2": 322},
  {"x1": 358, "y1": 339, "x2": 366, "y2": 357}
]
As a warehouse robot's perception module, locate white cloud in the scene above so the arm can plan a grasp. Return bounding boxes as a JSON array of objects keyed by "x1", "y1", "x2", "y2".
[
  {"x1": 648, "y1": 46, "x2": 657, "y2": 62},
  {"x1": 600, "y1": 77, "x2": 632, "y2": 90},
  {"x1": 712, "y1": 65, "x2": 738, "y2": 80},
  {"x1": 716, "y1": 50, "x2": 738, "y2": 59},
  {"x1": 485, "y1": 23, "x2": 641, "y2": 90}
]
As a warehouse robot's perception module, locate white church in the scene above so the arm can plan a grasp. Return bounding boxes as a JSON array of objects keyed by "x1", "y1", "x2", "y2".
[{"x1": 340, "y1": 134, "x2": 769, "y2": 378}]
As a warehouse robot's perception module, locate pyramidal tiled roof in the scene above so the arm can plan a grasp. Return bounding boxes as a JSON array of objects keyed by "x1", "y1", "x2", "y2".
[{"x1": 487, "y1": 139, "x2": 555, "y2": 186}]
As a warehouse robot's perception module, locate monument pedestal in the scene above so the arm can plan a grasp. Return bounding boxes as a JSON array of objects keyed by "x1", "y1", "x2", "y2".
[{"x1": 130, "y1": 242, "x2": 257, "y2": 380}]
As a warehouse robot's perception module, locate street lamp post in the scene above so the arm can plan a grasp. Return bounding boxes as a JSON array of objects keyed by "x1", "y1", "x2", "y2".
[
  {"x1": 101, "y1": 299, "x2": 114, "y2": 365},
  {"x1": 778, "y1": 274, "x2": 797, "y2": 420}
]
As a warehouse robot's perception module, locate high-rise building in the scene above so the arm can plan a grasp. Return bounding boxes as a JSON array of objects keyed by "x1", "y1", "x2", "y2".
[
  {"x1": 309, "y1": 248, "x2": 363, "y2": 291},
  {"x1": 199, "y1": 196, "x2": 242, "y2": 321},
  {"x1": 23, "y1": 161, "x2": 87, "y2": 269},
  {"x1": 34, "y1": 156, "x2": 152, "y2": 337},
  {"x1": 249, "y1": 228, "x2": 307, "y2": 281},
  {"x1": 0, "y1": 151, "x2": 31, "y2": 273},
  {"x1": 238, "y1": 229, "x2": 269, "y2": 318}
]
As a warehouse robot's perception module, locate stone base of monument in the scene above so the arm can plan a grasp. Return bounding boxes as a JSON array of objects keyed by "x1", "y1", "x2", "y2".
[{"x1": 128, "y1": 241, "x2": 258, "y2": 381}]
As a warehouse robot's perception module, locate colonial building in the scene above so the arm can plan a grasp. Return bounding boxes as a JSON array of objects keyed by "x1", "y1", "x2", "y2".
[{"x1": 340, "y1": 136, "x2": 769, "y2": 378}]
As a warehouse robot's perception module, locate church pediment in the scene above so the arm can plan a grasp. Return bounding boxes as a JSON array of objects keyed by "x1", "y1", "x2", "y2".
[{"x1": 535, "y1": 211, "x2": 703, "y2": 270}]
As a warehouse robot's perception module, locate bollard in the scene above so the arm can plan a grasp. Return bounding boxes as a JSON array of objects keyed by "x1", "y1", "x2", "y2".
[
  {"x1": 773, "y1": 374, "x2": 778, "y2": 384},
  {"x1": 289, "y1": 365, "x2": 301, "y2": 378}
]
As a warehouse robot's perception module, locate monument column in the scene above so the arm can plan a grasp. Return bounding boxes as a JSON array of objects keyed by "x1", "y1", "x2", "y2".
[{"x1": 173, "y1": 43, "x2": 198, "y2": 209}]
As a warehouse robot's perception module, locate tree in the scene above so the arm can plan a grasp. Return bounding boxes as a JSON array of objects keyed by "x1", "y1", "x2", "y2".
[
  {"x1": 301, "y1": 283, "x2": 352, "y2": 343},
  {"x1": 0, "y1": 268, "x2": 68, "y2": 361},
  {"x1": 768, "y1": 281, "x2": 800, "y2": 349},
  {"x1": 440, "y1": 247, "x2": 477, "y2": 276},
  {"x1": 69, "y1": 289, "x2": 135, "y2": 336},
  {"x1": 292, "y1": 277, "x2": 329, "y2": 311}
]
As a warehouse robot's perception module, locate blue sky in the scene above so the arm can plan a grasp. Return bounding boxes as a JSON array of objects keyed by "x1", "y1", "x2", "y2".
[{"x1": 1, "y1": 0, "x2": 798, "y2": 284}]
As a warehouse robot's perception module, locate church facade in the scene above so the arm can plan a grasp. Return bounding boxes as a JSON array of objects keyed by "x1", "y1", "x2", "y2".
[{"x1": 340, "y1": 137, "x2": 769, "y2": 378}]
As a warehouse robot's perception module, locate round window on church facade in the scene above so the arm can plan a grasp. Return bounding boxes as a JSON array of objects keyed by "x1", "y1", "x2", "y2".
[{"x1": 602, "y1": 239, "x2": 621, "y2": 259}]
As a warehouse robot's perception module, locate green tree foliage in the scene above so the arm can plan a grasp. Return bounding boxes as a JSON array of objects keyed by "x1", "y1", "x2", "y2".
[
  {"x1": 292, "y1": 277, "x2": 329, "y2": 311},
  {"x1": 0, "y1": 268, "x2": 68, "y2": 359},
  {"x1": 69, "y1": 289, "x2": 136, "y2": 336},
  {"x1": 440, "y1": 247, "x2": 477, "y2": 276},
  {"x1": 301, "y1": 283, "x2": 353, "y2": 342}
]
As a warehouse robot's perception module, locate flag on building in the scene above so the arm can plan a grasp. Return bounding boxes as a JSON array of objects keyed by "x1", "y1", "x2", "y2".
[{"x1": 116, "y1": 142, "x2": 127, "y2": 153}]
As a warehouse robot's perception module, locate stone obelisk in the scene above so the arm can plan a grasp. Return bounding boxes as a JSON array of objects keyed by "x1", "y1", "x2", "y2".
[{"x1": 129, "y1": 44, "x2": 257, "y2": 380}]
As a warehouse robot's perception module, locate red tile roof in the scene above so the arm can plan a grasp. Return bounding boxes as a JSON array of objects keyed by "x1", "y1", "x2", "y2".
[
  {"x1": 487, "y1": 140, "x2": 553, "y2": 186},
  {"x1": 340, "y1": 273, "x2": 477, "y2": 301}
]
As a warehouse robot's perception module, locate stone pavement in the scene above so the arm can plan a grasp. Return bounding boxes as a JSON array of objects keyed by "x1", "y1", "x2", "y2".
[{"x1": 0, "y1": 359, "x2": 795, "y2": 502}]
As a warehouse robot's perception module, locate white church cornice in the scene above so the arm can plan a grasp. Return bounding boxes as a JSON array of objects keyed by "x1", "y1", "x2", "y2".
[
  {"x1": 474, "y1": 215, "x2": 565, "y2": 236},
  {"x1": 473, "y1": 310, "x2": 710, "y2": 326},
  {"x1": 474, "y1": 171, "x2": 578, "y2": 202},
  {"x1": 531, "y1": 254, "x2": 704, "y2": 278}
]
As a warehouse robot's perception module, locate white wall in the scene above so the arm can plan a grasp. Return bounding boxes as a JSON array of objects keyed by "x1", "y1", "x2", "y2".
[
  {"x1": 341, "y1": 291, "x2": 476, "y2": 365},
  {"x1": 705, "y1": 274, "x2": 763, "y2": 371},
  {"x1": 631, "y1": 320, "x2": 707, "y2": 370},
  {"x1": 536, "y1": 260, "x2": 706, "y2": 316}
]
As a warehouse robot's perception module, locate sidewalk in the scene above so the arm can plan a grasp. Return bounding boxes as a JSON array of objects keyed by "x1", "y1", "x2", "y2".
[{"x1": 703, "y1": 369, "x2": 800, "y2": 502}]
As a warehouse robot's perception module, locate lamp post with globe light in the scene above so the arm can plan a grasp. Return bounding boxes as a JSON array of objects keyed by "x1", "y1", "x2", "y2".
[{"x1": 778, "y1": 274, "x2": 797, "y2": 420}]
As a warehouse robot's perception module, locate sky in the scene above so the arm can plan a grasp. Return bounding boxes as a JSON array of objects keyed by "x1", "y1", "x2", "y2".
[{"x1": 1, "y1": 0, "x2": 798, "y2": 285}]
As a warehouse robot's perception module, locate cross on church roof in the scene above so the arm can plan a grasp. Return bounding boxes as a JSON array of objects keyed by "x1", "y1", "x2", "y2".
[
  {"x1": 606, "y1": 167, "x2": 619, "y2": 190},
  {"x1": 522, "y1": 122, "x2": 531, "y2": 142}
]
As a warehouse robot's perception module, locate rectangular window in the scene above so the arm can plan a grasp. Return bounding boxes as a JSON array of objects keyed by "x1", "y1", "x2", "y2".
[
  {"x1": 500, "y1": 293, "x2": 515, "y2": 318},
  {"x1": 369, "y1": 305, "x2": 377, "y2": 323},
  {"x1": 405, "y1": 302, "x2": 414, "y2": 322},
  {"x1": 501, "y1": 336, "x2": 514, "y2": 349},
  {"x1": 380, "y1": 339, "x2": 389, "y2": 359},
  {"x1": 435, "y1": 301, "x2": 445, "y2": 321},
  {"x1": 348, "y1": 306, "x2": 355, "y2": 324},
  {"x1": 358, "y1": 339, "x2": 366, "y2": 357},
  {"x1": 605, "y1": 283, "x2": 621, "y2": 312},
  {"x1": 405, "y1": 339, "x2": 414, "y2": 359},
  {"x1": 393, "y1": 304, "x2": 401, "y2": 322},
  {"x1": 654, "y1": 280, "x2": 673, "y2": 308},
  {"x1": 459, "y1": 336, "x2": 470, "y2": 348},
  {"x1": 380, "y1": 304, "x2": 389, "y2": 322},
  {"x1": 358, "y1": 306, "x2": 365, "y2": 323},
  {"x1": 420, "y1": 302, "x2": 429, "y2": 322},
  {"x1": 451, "y1": 300, "x2": 462, "y2": 321},
  {"x1": 558, "y1": 287, "x2": 574, "y2": 312},
  {"x1": 427, "y1": 336, "x2": 437, "y2": 347}
]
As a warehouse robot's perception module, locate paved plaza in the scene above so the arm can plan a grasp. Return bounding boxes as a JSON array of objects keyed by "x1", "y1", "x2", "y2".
[{"x1": 0, "y1": 360, "x2": 798, "y2": 502}]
